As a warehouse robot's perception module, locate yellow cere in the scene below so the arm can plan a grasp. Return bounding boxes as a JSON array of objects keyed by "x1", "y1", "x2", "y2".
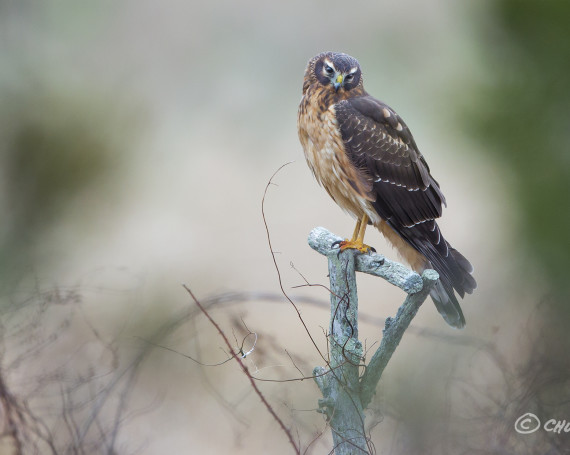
[{"x1": 336, "y1": 74, "x2": 344, "y2": 84}]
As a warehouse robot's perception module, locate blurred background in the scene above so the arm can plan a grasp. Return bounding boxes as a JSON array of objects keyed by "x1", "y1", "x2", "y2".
[{"x1": 0, "y1": 0, "x2": 568, "y2": 453}]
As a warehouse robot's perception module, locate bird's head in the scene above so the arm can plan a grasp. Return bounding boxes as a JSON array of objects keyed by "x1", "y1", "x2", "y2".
[{"x1": 303, "y1": 52, "x2": 363, "y2": 95}]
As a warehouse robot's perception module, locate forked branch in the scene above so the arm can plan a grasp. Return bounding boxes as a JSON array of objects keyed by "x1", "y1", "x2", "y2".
[{"x1": 308, "y1": 226, "x2": 438, "y2": 454}]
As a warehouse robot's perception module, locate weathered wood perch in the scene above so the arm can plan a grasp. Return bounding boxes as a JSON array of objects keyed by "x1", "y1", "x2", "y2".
[{"x1": 308, "y1": 226, "x2": 439, "y2": 454}]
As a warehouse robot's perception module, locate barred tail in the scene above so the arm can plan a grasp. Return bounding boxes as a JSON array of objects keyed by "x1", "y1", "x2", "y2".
[
  {"x1": 423, "y1": 243, "x2": 477, "y2": 329},
  {"x1": 390, "y1": 219, "x2": 477, "y2": 329}
]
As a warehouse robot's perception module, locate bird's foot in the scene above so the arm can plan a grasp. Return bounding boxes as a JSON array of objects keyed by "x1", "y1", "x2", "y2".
[{"x1": 332, "y1": 239, "x2": 376, "y2": 254}]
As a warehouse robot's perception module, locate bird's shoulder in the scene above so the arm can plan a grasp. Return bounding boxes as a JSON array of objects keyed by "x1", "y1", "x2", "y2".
[
  {"x1": 336, "y1": 96, "x2": 439, "y2": 188},
  {"x1": 334, "y1": 95, "x2": 418, "y2": 150}
]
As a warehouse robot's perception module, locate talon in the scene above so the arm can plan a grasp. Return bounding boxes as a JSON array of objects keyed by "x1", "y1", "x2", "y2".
[
  {"x1": 337, "y1": 239, "x2": 375, "y2": 254},
  {"x1": 330, "y1": 214, "x2": 375, "y2": 255}
]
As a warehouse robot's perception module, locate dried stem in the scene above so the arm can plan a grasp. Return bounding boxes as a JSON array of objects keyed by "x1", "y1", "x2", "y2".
[{"x1": 183, "y1": 285, "x2": 300, "y2": 454}]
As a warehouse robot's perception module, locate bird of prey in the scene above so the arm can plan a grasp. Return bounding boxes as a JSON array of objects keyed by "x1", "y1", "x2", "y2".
[{"x1": 298, "y1": 52, "x2": 476, "y2": 328}]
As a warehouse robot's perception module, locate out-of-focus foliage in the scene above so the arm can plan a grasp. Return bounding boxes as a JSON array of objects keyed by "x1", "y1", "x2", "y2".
[
  {"x1": 0, "y1": 83, "x2": 140, "y2": 286},
  {"x1": 462, "y1": 5, "x2": 570, "y2": 453},
  {"x1": 2, "y1": 90, "x2": 110, "y2": 231},
  {"x1": 466, "y1": 0, "x2": 570, "y2": 302}
]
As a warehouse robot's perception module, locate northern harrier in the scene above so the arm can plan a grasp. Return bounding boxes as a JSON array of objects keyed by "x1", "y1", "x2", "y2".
[{"x1": 298, "y1": 52, "x2": 476, "y2": 328}]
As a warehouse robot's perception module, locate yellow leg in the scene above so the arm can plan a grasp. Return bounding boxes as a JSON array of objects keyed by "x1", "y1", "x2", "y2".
[
  {"x1": 356, "y1": 214, "x2": 368, "y2": 243},
  {"x1": 350, "y1": 217, "x2": 362, "y2": 242},
  {"x1": 338, "y1": 214, "x2": 374, "y2": 253}
]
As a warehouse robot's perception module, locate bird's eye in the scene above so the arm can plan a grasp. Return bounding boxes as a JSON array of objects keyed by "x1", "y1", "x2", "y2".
[
  {"x1": 324, "y1": 65, "x2": 334, "y2": 75},
  {"x1": 345, "y1": 74, "x2": 354, "y2": 81}
]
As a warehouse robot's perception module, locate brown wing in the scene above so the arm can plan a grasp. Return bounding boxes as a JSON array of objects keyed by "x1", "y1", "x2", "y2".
[
  {"x1": 334, "y1": 96, "x2": 446, "y2": 229},
  {"x1": 335, "y1": 96, "x2": 476, "y2": 327}
]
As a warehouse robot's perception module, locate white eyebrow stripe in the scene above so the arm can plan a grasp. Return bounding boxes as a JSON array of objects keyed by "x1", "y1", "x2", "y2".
[
  {"x1": 349, "y1": 67, "x2": 358, "y2": 74},
  {"x1": 324, "y1": 59, "x2": 336, "y2": 71}
]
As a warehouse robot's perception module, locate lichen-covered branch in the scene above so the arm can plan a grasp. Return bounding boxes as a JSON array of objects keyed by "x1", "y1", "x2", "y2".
[
  {"x1": 312, "y1": 247, "x2": 368, "y2": 454},
  {"x1": 308, "y1": 226, "x2": 423, "y2": 294},
  {"x1": 359, "y1": 269, "x2": 439, "y2": 409},
  {"x1": 309, "y1": 226, "x2": 438, "y2": 454}
]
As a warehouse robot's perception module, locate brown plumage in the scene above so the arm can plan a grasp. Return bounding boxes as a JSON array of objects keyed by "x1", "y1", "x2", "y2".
[{"x1": 297, "y1": 51, "x2": 476, "y2": 328}]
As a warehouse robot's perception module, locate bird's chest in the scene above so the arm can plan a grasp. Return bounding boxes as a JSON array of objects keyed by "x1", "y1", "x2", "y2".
[
  {"x1": 298, "y1": 95, "x2": 374, "y2": 219},
  {"x1": 298, "y1": 102, "x2": 347, "y2": 192}
]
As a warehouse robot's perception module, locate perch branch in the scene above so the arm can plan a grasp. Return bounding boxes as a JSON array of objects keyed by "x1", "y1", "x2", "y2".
[
  {"x1": 312, "y1": 247, "x2": 369, "y2": 454},
  {"x1": 359, "y1": 268, "x2": 438, "y2": 409},
  {"x1": 308, "y1": 226, "x2": 438, "y2": 454},
  {"x1": 308, "y1": 226, "x2": 423, "y2": 294}
]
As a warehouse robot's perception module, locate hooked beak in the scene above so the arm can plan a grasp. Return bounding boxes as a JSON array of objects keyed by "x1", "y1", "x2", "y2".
[{"x1": 333, "y1": 74, "x2": 344, "y2": 92}]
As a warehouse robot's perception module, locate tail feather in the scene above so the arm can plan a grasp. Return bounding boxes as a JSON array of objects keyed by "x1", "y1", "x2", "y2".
[
  {"x1": 449, "y1": 246, "x2": 477, "y2": 296},
  {"x1": 387, "y1": 219, "x2": 477, "y2": 329},
  {"x1": 430, "y1": 280, "x2": 465, "y2": 328}
]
